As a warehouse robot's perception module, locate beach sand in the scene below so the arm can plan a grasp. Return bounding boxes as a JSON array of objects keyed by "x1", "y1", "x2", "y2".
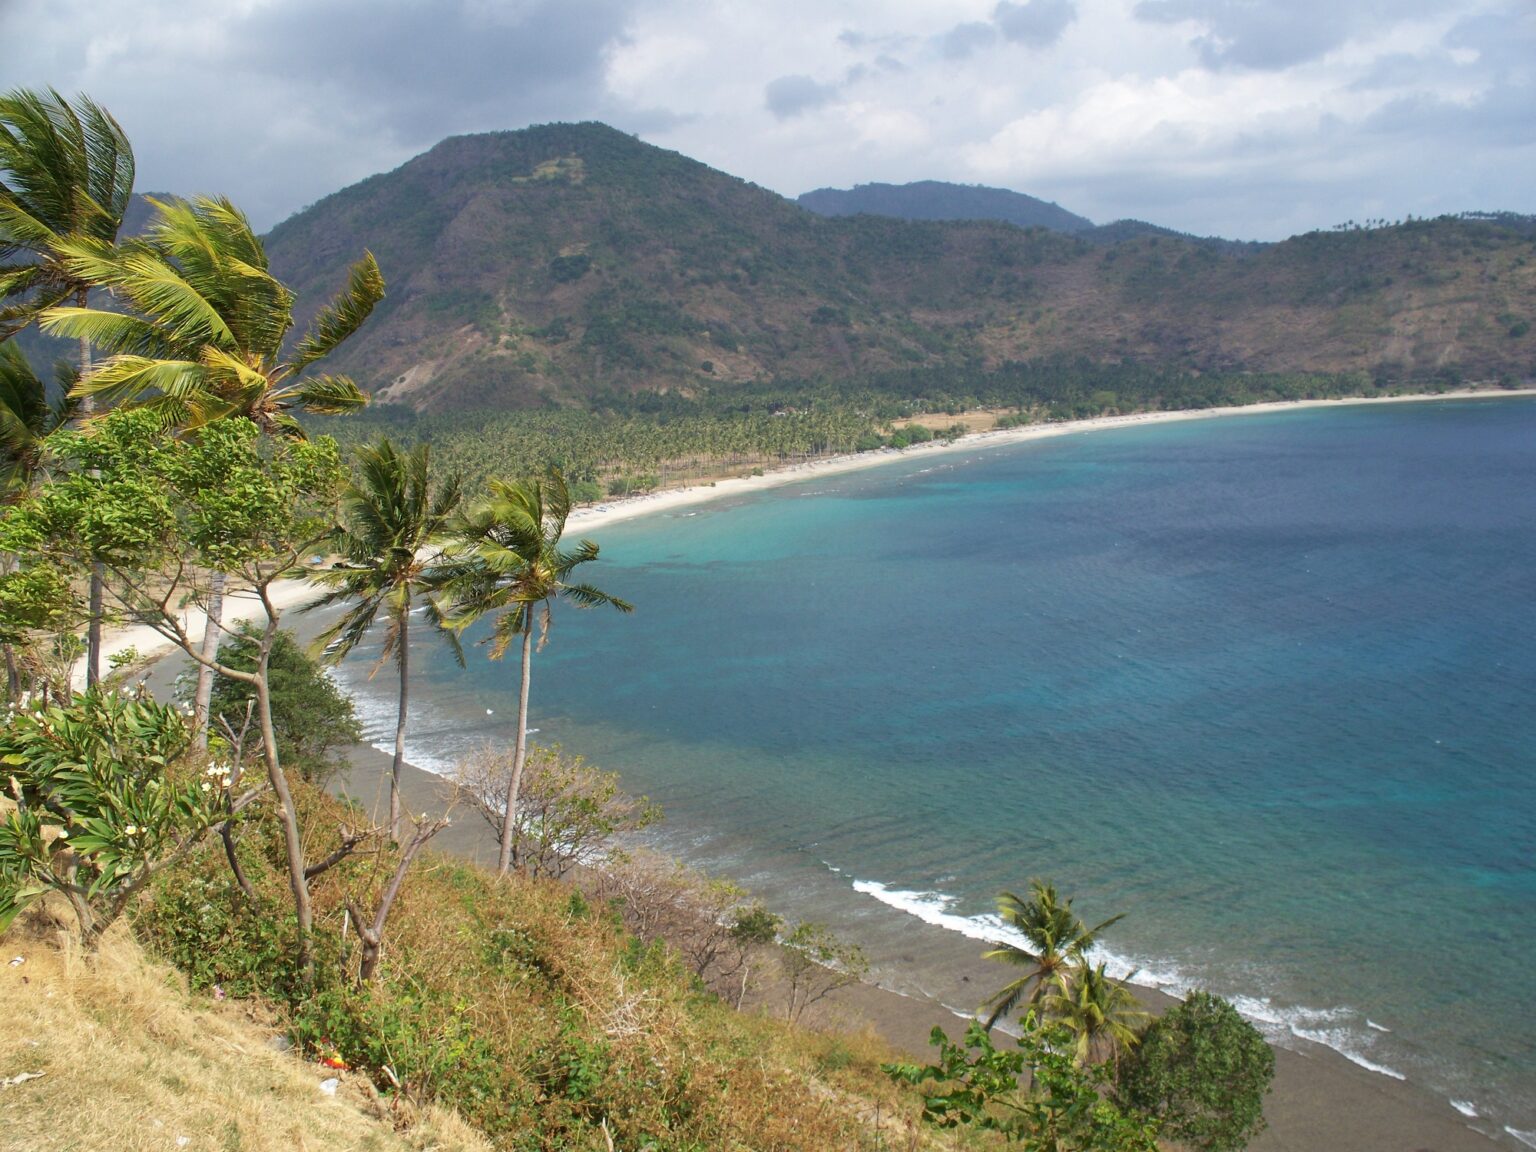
[
  {"x1": 563, "y1": 387, "x2": 1536, "y2": 535},
  {"x1": 72, "y1": 572, "x2": 325, "y2": 692}
]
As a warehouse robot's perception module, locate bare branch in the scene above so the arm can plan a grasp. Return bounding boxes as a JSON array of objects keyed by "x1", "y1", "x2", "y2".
[{"x1": 305, "y1": 824, "x2": 380, "y2": 880}]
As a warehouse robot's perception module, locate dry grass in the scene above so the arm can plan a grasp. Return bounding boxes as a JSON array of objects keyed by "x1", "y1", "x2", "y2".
[{"x1": 0, "y1": 909, "x2": 491, "y2": 1152}]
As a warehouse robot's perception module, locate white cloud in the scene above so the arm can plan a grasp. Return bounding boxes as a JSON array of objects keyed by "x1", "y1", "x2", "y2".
[{"x1": 0, "y1": 0, "x2": 1529, "y2": 239}]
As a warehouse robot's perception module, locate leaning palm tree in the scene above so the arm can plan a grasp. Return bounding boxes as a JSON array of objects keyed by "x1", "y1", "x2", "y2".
[
  {"x1": 0, "y1": 87, "x2": 134, "y2": 337},
  {"x1": 1042, "y1": 959, "x2": 1150, "y2": 1067},
  {"x1": 307, "y1": 439, "x2": 464, "y2": 840},
  {"x1": 41, "y1": 194, "x2": 379, "y2": 436},
  {"x1": 40, "y1": 193, "x2": 381, "y2": 744},
  {"x1": 446, "y1": 467, "x2": 632, "y2": 876},
  {"x1": 0, "y1": 86, "x2": 135, "y2": 686},
  {"x1": 981, "y1": 880, "x2": 1125, "y2": 1030}
]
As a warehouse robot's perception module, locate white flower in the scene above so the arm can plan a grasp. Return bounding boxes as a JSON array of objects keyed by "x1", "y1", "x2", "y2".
[
  {"x1": 124, "y1": 824, "x2": 138, "y2": 836},
  {"x1": 200, "y1": 781, "x2": 212, "y2": 792}
]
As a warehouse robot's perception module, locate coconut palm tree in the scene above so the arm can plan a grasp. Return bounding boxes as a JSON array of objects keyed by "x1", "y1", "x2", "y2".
[
  {"x1": 1042, "y1": 960, "x2": 1150, "y2": 1067},
  {"x1": 40, "y1": 193, "x2": 382, "y2": 744},
  {"x1": 308, "y1": 439, "x2": 464, "y2": 840},
  {"x1": 981, "y1": 880, "x2": 1125, "y2": 1030},
  {"x1": 41, "y1": 194, "x2": 379, "y2": 436},
  {"x1": 0, "y1": 86, "x2": 135, "y2": 687},
  {"x1": 0, "y1": 87, "x2": 134, "y2": 337},
  {"x1": 446, "y1": 467, "x2": 632, "y2": 876}
]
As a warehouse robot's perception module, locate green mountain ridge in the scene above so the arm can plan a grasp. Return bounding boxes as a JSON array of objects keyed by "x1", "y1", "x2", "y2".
[
  {"x1": 259, "y1": 122, "x2": 1534, "y2": 411},
  {"x1": 798, "y1": 179, "x2": 1095, "y2": 234},
  {"x1": 16, "y1": 124, "x2": 1536, "y2": 410}
]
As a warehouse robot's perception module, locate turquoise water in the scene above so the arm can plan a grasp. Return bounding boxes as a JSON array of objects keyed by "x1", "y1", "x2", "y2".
[{"x1": 334, "y1": 398, "x2": 1536, "y2": 1136}]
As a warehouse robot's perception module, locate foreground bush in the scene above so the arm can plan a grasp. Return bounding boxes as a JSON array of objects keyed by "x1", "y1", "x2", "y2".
[
  {"x1": 0, "y1": 688, "x2": 231, "y2": 939},
  {"x1": 1114, "y1": 991, "x2": 1273, "y2": 1152}
]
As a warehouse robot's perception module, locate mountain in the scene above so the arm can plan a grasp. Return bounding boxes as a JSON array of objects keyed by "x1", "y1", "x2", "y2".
[
  {"x1": 797, "y1": 180, "x2": 1094, "y2": 234},
  {"x1": 262, "y1": 126, "x2": 1534, "y2": 411},
  {"x1": 20, "y1": 125, "x2": 1535, "y2": 411}
]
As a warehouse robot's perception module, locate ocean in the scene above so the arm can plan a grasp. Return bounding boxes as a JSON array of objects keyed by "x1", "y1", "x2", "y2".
[{"x1": 331, "y1": 397, "x2": 1536, "y2": 1140}]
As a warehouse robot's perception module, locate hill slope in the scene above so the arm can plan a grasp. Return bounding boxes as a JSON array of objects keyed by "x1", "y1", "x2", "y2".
[
  {"x1": 206, "y1": 125, "x2": 1536, "y2": 410},
  {"x1": 0, "y1": 922, "x2": 491, "y2": 1152},
  {"x1": 798, "y1": 180, "x2": 1094, "y2": 233}
]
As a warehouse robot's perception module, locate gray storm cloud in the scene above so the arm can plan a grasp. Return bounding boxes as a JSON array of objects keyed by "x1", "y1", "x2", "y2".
[{"x1": 0, "y1": 0, "x2": 1529, "y2": 240}]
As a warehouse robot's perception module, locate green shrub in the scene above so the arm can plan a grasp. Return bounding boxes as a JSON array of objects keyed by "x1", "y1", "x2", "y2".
[
  {"x1": 0, "y1": 688, "x2": 223, "y2": 939},
  {"x1": 202, "y1": 624, "x2": 361, "y2": 785},
  {"x1": 1115, "y1": 991, "x2": 1274, "y2": 1152}
]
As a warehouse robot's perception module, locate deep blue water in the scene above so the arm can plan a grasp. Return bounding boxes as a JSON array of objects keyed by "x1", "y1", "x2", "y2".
[{"x1": 334, "y1": 398, "x2": 1536, "y2": 1136}]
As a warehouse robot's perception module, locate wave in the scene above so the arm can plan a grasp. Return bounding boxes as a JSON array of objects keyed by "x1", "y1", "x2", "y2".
[
  {"x1": 328, "y1": 660, "x2": 1494, "y2": 1129},
  {"x1": 848, "y1": 876, "x2": 1410, "y2": 1084},
  {"x1": 332, "y1": 667, "x2": 482, "y2": 777}
]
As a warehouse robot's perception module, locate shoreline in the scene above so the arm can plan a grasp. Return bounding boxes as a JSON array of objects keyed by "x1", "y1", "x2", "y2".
[
  {"x1": 329, "y1": 740, "x2": 1509, "y2": 1152},
  {"x1": 121, "y1": 387, "x2": 1535, "y2": 1147},
  {"x1": 564, "y1": 387, "x2": 1536, "y2": 534},
  {"x1": 92, "y1": 387, "x2": 1536, "y2": 676}
]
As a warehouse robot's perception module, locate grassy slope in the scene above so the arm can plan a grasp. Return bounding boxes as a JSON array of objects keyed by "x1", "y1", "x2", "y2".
[
  {"x1": 112, "y1": 786, "x2": 955, "y2": 1152},
  {"x1": 260, "y1": 123, "x2": 1536, "y2": 411},
  {"x1": 0, "y1": 917, "x2": 492, "y2": 1152}
]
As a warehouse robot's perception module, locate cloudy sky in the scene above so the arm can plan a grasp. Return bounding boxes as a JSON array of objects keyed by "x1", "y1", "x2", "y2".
[{"x1": 2, "y1": 0, "x2": 1531, "y2": 240}]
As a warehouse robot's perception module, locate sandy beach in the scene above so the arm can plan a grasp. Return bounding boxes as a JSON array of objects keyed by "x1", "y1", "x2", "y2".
[
  {"x1": 119, "y1": 387, "x2": 1535, "y2": 1149},
  {"x1": 564, "y1": 387, "x2": 1536, "y2": 534},
  {"x1": 72, "y1": 574, "x2": 325, "y2": 692}
]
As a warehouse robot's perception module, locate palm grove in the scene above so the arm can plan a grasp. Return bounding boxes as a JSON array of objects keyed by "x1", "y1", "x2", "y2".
[{"x1": 0, "y1": 89, "x2": 1273, "y2": 1151}]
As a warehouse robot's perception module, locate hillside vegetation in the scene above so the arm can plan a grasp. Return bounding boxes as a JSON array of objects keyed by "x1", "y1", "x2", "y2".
[
  {"x1": 117, "y1": 786, "x2": 949, "y2": 1152},
  {"x1": 0, "y1": 918, "x2": 493, "y2": 1152},
  {"x1": 260, "y1": 123, "x2": 1536, "y2": 411},
  {"x1": 798, "y1": 180, "x2": 1094, "y2": 234}
]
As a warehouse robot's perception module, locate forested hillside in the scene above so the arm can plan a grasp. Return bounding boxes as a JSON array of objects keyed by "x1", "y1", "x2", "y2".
[
  {"x1": 259, "y1": 122, "x2": 1536, "y2": 413},
  {"x1": 798, "y1": 179, "x2": 1095, "y2": 233}
]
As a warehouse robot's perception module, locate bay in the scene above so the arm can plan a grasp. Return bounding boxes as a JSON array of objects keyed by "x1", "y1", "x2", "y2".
[{"x1": 334, "y1": 396, "x2": 1536, "y2": 1134}]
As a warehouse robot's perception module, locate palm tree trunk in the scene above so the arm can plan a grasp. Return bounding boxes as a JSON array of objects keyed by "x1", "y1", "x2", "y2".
[
  {"x1": 191, "y1": 571, "x2": 226, "y2": 750},
  {"x1": 390, "y1": 606, "x2": 408, "y2": 843},
  {"x1": 3, "y1": 642, "x2": 18, "y2": 703},
  {"x1": 496, "y1": 617, "x2": 535, "y2": 877},
  {"x1": 78, "y1": 286, "x2": 104, "y2": 690}
]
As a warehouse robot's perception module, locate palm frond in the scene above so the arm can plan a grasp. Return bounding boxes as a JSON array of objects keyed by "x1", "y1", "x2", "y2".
[
  {"x1": 36, "y1": 304, "x2": 173, "y2": 357},
  {"x1": 560, "y1": 582, "x2": 633, "y2": 612},
  {"x1": 68, "y1": 354, "x2": 206, "y2": 406},
  {"x1": 280, "y1": 373, "x2": 368, "y2": 416},
  {"x1": 309, "y1": 586, "x2": 386, "y2": 665},
  {"x1": 76, "y1": 94, "x2": 134, "y2": 239},
  {"x1": 290, "y1": 251, "x2": 385, "y2": 371}
]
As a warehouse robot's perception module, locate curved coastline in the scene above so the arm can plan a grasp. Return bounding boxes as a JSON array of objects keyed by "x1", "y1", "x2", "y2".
[
  {"x1": 563, "y1": 387, "x2": 1536, "y2": 533},
  {"x1": 120, "y1": 387, "x2": 1534, "y2": 1148},
  {"x1": 89, "y1": 385, "x2": 1536, "y2": 680}
]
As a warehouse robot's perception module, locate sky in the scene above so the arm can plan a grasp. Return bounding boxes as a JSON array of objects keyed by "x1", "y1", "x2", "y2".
[{"x1": 2, "y1": 0, "x2": 1532, "y2": 241}]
